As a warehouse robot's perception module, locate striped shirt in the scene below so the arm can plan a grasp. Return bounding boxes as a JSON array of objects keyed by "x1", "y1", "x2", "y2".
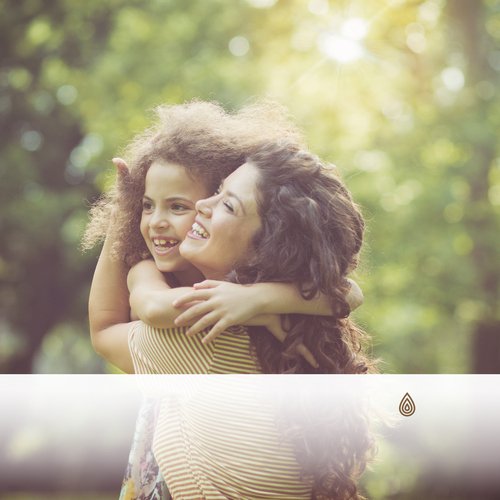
[{"x1": 128, "y1": 322, "x2": 313, "y2": 499}]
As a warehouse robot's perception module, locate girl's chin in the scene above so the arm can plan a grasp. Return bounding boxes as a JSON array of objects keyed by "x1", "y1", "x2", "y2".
[{"x1": 152, "y1": 255, "x2": 183, "y2": 273}]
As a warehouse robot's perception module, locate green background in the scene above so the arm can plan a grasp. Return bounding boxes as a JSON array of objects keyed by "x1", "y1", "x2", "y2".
[{"x1": 1, "y1": 0, "x2": 498, "y2": 375}]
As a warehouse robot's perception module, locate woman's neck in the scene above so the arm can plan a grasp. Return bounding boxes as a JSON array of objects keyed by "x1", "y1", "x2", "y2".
[{"x1": 186, "y1": 264, "x2": 226, "y2": 282}]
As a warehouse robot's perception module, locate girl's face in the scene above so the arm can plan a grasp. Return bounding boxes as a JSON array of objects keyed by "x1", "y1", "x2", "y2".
[
  {"x1": 179, "y1": 162, "x2": 262, "y2": 279},
  {"x1": 140, "y1": 161, "x2": 210, "y2": 282}
]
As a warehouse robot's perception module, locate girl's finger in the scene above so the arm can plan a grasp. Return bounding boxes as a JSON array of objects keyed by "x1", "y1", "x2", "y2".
[{"x1": 112, "y1": 157, "x2": 130, "y2": 176}]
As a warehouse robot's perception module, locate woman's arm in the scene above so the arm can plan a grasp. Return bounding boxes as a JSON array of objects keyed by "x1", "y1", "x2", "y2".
[
  {"x1": 172, "y1": 279, "x2": 363, "y2": 340},
  {"x1": 129, "y1": 261, "x2": 319, "y2": 368},
  {"x1": 88, "y1": 234, "x2": 135, "y2": 373}
]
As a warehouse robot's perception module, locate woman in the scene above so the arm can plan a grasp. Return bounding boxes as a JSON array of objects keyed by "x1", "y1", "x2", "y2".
[
  {"x1": 127, "y1": 142, "x2": 375, "y2": 499},
  {"x1": 83, "y1": 101, "x2": 364, "y2": 498}
]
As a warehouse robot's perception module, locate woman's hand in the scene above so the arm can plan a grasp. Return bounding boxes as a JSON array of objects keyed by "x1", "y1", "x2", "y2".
[
  {"x1": 263, "y1": 315, "x2": 318, "y2": 369},
  {"x1": 173, "y1": 281, "x2": 318, "y2": 368},
  {"x1": 173, "y1": 280, "x2": 262, "y2": 342}
]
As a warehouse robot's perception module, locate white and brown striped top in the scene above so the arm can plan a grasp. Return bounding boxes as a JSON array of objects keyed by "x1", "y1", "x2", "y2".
[{"x1": 128, "y1": 322, "x2": 313, "y2": 499}]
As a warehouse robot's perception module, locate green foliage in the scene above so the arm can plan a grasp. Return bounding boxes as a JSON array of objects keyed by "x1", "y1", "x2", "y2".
[
  {"x1": 1, "y1": 0, "x2": 498, "y2": 376},
  {"x1": 1, "y1": 1, "x2": 499, "y2": 497}
]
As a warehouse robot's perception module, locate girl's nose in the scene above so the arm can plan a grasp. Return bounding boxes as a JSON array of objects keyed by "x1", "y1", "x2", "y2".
[{"x1": 150, "y1": 210, "x2": 169, "y2": 229}]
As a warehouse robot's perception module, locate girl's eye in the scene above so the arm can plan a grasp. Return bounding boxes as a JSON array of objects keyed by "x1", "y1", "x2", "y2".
[
  {"x1": 142, "y1": 200, "x2": 153, "y2": 211},
  {"x1": 172, "y1": 204, "x2": 190, "y2": 212}
]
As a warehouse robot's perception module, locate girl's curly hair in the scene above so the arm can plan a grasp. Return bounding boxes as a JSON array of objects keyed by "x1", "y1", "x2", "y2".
[
  {"x1": 228, "y1": 142, "x2": 377, "y2": 499},
  {"x1": 82, "y1": 100, "x2": 304, "y2": 266}
]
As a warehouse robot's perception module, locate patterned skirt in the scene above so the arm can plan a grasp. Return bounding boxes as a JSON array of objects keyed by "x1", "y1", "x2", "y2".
[{"x1": 119, "y1": 398, "x2": 171, "y2": 500}]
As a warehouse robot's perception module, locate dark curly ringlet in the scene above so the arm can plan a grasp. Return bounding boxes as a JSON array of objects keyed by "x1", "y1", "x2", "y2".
[
  {"x1": 231, "y1": 142, "x2": 373, "y2": 375},
  {"x1": 229, "y1": 142, "x2": 376, "y2": 500}
]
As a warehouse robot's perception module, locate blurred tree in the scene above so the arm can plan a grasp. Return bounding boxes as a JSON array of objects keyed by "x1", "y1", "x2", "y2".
[
  {"x1": 0, "y1": 0, "x2": 498, "y2": 376},
  {"x1": 0, "y1": 0, "x2": 121, "y2": 372},
  {"x1": 448, "y1": 0, "x2": 500, "y2": 373}
]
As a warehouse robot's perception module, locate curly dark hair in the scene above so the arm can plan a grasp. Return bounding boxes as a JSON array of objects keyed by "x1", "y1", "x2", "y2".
[
  {"x1": 83, "y1": 102, "x2": 375, "y2": 499},
  {"x1": 82, "y1": 100, "x2": 304, "y2": 266},
  {"x1": 228, "y1": 142, "x2": 377, "y2": 499}
]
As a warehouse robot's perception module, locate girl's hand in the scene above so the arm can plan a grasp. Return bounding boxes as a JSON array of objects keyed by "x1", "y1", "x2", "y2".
[
  {"x1": 110, "y1": 157, "x2": 130, "y2": 221},
  {"x1": 173, "y1": 280, "x2": 261, "y2": 343},
  {"x1": 112, "y1": 157, "x2": 130, "y2": 185}
]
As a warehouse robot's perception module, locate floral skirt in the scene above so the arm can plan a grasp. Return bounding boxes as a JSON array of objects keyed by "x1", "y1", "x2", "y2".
[{"x1": 119, "y1": 398, "x2": 171, "y2": 500}]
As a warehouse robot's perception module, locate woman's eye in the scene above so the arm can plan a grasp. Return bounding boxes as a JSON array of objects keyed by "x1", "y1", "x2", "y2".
[{"x1": 223, "y1": 200, "x2": 234, "y2": 213}]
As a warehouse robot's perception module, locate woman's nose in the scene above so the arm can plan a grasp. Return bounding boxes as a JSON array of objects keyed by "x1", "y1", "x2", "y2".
[{"x1": 195, "y1": 195, "x2": 215, "y2": 217}]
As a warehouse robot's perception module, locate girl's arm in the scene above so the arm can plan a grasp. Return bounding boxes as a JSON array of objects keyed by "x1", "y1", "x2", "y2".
[
  {"x1": 88, "y1": 158, "x2": 136, "y2": 373},
  {"x1": 88, "y1": 234, "x2": 135, "y2": 373},
  {"x1": 127, "y1": 259, "x2": 198, "y2": 328}
]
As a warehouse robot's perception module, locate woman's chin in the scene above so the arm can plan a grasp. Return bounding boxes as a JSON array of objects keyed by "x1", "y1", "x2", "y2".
[{"x1": 179, "y1": 238, "x2": 203, "y2": 260}]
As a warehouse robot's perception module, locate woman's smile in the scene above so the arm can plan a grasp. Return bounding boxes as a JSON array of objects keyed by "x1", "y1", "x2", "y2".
[{"x1": 188, "y1": 220, "x2": 209, "y2": 240}]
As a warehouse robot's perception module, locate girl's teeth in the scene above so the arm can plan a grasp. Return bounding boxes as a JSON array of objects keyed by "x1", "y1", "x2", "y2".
[{"x1": 153, "y1": 238, "x2": 178, "y2": 248}]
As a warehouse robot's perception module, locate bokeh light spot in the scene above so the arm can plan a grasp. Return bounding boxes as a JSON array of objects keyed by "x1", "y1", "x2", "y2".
[
  {"x1": 20, "y1": 130, "x2": 43, "y2": 152},
  {"x1": 56, "y1": 84, "x2": 78, "y2": 105},
  {"x1": 229, "y1": 36, "x2": 250, "y2": 57},
  {"x1": 441, "y1": 67, "x2": 465, "y2": 92}
]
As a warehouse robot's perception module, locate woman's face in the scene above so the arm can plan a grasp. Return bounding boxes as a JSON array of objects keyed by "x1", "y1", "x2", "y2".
[
  {"x1": 179, "y1": 162, "x2": 262, "y2": 278},
  {"x1": 140, "y1": 160, "x2": 210, "y2": 279}
]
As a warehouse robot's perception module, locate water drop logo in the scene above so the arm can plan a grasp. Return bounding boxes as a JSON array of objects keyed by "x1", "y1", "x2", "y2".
[{"x1": 399, "y1": 392, "x2": 416, "y2": 417}]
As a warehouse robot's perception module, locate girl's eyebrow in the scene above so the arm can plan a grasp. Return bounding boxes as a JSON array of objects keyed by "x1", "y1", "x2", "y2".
[{"x1": 143, "y1": 195, "x2": 194, "y2": 203}]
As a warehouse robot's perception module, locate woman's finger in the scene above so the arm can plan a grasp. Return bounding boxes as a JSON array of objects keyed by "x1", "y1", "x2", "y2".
[
  {"x1": 296, "y1": 344, "x2": 319, "y2": 369},
  {"x1": 173, "y1": 289, "x2": 212, "y2": 308},
  {"x1": 267, "y1": 327, "x2": 286, "y2": 343},
  {"x1": 201, "y1": 320, "x2": 230, "y2": 344},
  {"x1": 192, "y1": 280, "x2": 223, "y2": 289},
  {"x1": 175, "y1": 300, "x2": 215, "y2": 326}
]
